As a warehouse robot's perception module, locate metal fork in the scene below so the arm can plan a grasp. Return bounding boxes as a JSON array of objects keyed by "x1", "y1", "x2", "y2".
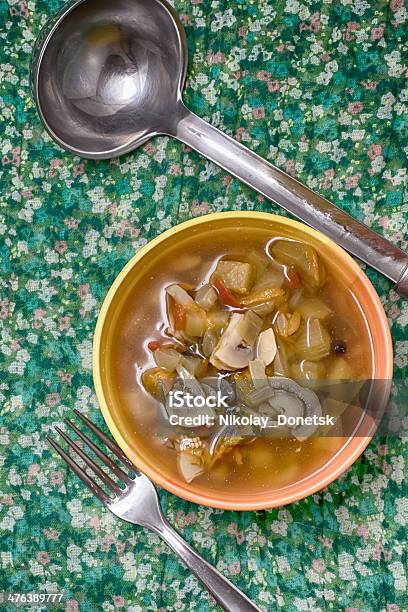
[{"x1": 47, "y1": 410, "x2": 261, "y2": 612}]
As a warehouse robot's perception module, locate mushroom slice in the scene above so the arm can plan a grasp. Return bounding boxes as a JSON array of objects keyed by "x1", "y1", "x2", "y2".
[
  {"x1": 255, "y1": 328, "x2": 277, "y2": 366},
  {"x1": 210, "y1": 313, "x2": 254, "y2": 371},
  {"x1": 177, "y1": 452, "x2": 205, "y2": 483},
  {"x1": 272, "y1": 390, "x2": 304, "y2": 420},
  {"x1": 268, "y1": 377, "x2": 322, "y2": 440}
]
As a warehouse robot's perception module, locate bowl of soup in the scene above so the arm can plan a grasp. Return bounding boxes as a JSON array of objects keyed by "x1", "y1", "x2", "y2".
[{"x1": 93, "y1": 212, "x2": 392, "y2": 510}]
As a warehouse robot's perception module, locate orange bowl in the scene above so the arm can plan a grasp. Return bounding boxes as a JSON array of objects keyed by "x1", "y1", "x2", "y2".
[{"x1": 93, "y1": 212, "x2": 393, "y2": 510}]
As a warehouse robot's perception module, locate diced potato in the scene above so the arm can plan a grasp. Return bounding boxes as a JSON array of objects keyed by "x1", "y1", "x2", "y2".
[
  {"x1": 271, "y1": 240, "x2": 326, "y2": 289},
  {"x1": 211, "y1": 461, "x2": 230, "y2": 481},
  {"x1": 328, "y1": 357, "x2": 353, "y2": 380},
  {"x1": 195, "y1": 284, "x2": 218, "y2": 311},
  {"x1": 319, "y1": 397, "x2": 348, "y2": 436},
  {"x1": 142, "y1": 367, "x2": 175, "y2": 398},
  {"x1": 249, "y1": 445, "x2": 274, "y2": 469},
  {"x1": 274, "y1": 464, "x2": 300, "y2": 486},
  {"x1": 297, "y1": 298, "x2": 332, "y2": 321},
  {"x1": 215, "y1": 260, "x2": 253, "y2": 295}
]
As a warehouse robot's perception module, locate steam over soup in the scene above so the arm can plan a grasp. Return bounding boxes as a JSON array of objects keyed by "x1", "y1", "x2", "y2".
[{"x1": 110, "y1": 227, "x2": 373, "y2": 494}]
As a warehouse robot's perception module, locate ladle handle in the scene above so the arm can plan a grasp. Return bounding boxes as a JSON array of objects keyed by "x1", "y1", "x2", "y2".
[{"x1": 174, "y1": 105, "x2": 408, "y2": 298}]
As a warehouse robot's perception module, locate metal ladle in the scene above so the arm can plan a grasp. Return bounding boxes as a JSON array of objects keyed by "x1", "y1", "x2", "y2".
[{"x1": 32, "y1": 0, "x2": 408, "y2": 297}]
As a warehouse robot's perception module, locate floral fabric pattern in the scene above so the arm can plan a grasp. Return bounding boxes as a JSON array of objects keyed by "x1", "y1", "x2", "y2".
[{"x1": 0, "y1": 0, "x2": 407, "y2": 610}]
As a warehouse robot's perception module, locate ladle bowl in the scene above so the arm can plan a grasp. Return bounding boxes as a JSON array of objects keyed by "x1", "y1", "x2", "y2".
[{"x1": 32, "y1": 0, "x2": 408, "y2": 297}]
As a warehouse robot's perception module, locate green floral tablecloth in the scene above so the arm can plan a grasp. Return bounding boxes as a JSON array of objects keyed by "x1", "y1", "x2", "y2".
[{"x1": 1, "y1": 0, "x2": 407, "y2": 610}]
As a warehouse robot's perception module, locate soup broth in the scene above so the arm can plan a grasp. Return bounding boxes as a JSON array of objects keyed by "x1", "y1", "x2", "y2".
[{"x1": 108, "y1": 223, "x2": 373, "y2": 496}]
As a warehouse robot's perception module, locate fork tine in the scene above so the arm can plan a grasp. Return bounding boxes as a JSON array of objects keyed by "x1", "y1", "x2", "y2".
[
  {"x1": 73, "y1": 410, "x2": 136, "y2": 472},
  {"x1": 47, "y1": 436, "x2": 111, "y2": 504},
  {"x1": 64, "y1": 418, "x2": 132, "y2": 485},
  {"x1": 54, "y1": 427, "x2": 122, "y2": 496}
]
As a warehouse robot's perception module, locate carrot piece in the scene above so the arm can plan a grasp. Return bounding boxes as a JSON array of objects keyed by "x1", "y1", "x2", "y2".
[
  {"x1": 284, "y1": 266, "x2": 302, "y2": 289},
  {"x1": 173, "y1": 302, "x2": 186, "y2": 330},
  {"x1": 212, "y1": 277, "x2": 242, "y2": 309},
  {"x1": 147, "y1": 340, "x2": 178, "y2": 352}
]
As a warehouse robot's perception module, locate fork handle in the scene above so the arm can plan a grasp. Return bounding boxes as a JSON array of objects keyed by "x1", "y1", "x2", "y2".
[{"x1": 152, "y1": 517, "x2": 261, "y2": 612}]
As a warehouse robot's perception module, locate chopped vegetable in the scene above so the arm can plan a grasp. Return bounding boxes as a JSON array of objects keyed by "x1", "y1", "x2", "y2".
[
  {"x1": 184, "y1": 308, "x2": 207, "y2": 337},
  {"x1": 256, "y1": 328, "x2": 277, "y2": 366},
  {"x1": 271, "y1": 240, "x2": 326, "y2": 289},
  {"x1": 288, "y1": 287, "x2": 303, "y2": 310},
  {"x1": 166, "y1": 284, "x2": 196, "y2": 307},
  {"x1": 201, "y1": 329, "x2": 218, "y2": 358},
  {"x1": 249, "y1": 446, "x2": 274, "y2": 469},
  {"x1": 328, "y1": 357, "x2": 353, "y2": 379},
  {"x1": 271, "y1": 342, "x2": 290, "y2": 377},
  {"x1": 172, "y1": 300, "x2": 186, "y2": 331},
  {"x1": 211, "y1": 277, "x2": 242, "y2": 308},
  {"x1": 236, "y1": 310, "x2": 263, "y2": 345},
  {"x1": 249, "y1": 300, "x2": 280, "y2": 317},
  {"x1": 166, "y1": 284, "x2": 208, "y2": 338},
  {"x1": 234, "y1": 368, "x2": 254, "y2": 399},
  {"x1": 252, "y1": 268, "x2": 284, "y2": 291},
  {"x1": 180, "y1": 355, "x2": 208, "y2": 378},
  {"x1": 148, "y1": 340, "x2": 181, "y2": 352},
  {"x1": 297, "y1": 298, "x2": 332, "y2": 321},
  {"x1": 295, "y1": 318, "x2": 331, "y2": 360},
  {"x1": 138, "y1": 235, "x2": 369, "y2": 488},
  {"x1": 275, "y1": 311, "x2": 301, "y2": 337},
  {"x1": 291, "y1": 359, "x2": 326, "y2": 381},
  {"x1": 154, "y1": 347, "x2": 181, "y2": 371},
  {"x1": 215, "y1": 260, "x2": 253, "y2": 295},
  {"x1": 195, "y1": 284, "x2": 218, "y2": 311},
  {"x1": 177, "y1": 451, "x2": 205, "y2": 483},
  {"x1": 241, "y1": 287, "x2": 286, "y2": 307},
  {"x1": 207, "y1": 309, "x2": 230, "y2": 330},
  {"x1": 210, "y1": 313, "x2": 255, "y2": 370},
  {"x1": 249, "y1": 358, "x2": 268, "y2": 388},
  {"x1": 284, "y1": 266, "x2": 302, "y2": 289},
  {"x1": 246, "y1": 385, "x2": 274, "y2": 406},
  {"x1": 142, "y1": 367, "x2": 175, "y2": 399}
]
